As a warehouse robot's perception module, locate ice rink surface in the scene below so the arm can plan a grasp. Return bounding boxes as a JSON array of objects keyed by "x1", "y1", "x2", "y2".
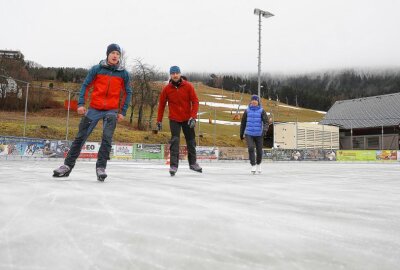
[{"x1": 0, "y1": 160, "x2": 399, "y2": 270}]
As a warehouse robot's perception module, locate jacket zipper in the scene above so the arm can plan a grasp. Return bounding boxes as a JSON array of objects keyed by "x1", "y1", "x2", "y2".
[
  {"x1": 104, "y1": 70, "x2": 113, "y2": 108},
  {"x1": 175, "y1": 85, "x2": 183, "y2": 115}
]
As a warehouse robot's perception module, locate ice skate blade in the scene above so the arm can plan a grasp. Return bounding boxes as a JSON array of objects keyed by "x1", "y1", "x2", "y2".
[
  {"x1": 53, "y1": 171, "x2": 70, "y2": 178},
  {"x1": 97, "y1": 175, "x2": 107, "y2": 182}
]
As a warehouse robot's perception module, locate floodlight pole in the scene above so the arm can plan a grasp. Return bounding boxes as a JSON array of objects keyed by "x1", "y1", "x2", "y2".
[
  {"x1": 66, "y1": 90, "x2": 71, "y2": 141},
  {"x1": 23, "y1": 83, "x2": 29, "y2": 137},
  {"x1": 254, "y1": 8, "x2": 274, "y2": 98}
]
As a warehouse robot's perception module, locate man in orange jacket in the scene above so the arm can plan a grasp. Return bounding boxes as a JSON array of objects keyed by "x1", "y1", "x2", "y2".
[
  {"x1": 53, "y1": 43, "x2": 132, "y2": 181},
  {"x1": 157, "y1": 66, "x2": 202, "y2": 176}
]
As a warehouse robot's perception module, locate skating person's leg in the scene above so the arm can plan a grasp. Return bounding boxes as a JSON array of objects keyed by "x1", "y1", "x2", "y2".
[
  {"x1": 169, "y1": 120, "x2": 182, "y2": 175},
  {"x1": 54, "y1": 109, "x2": 100, "y2": 177},
  {"x1": 64, "y1": 115, "x2": 99, "y2": 163},
  {"x1": 64, "y1": 110, "x2": 101, "y2": 167},
  {"x1": 246, "y1": 136, "x2": 257, "y2": 174},
  {"x1": 55, "y1": 116, "x2": 97, "y2": 175},
  {"x1": 254, "y1": 136, "x2": 263, "y2": 173},
  {"x1": 255, "y1": 136, "x2": 263, "y2": 165},
  {"x1": 246, "y1": 136, "x2": 256, "y2": 166},
  {"x1": 96, "y1": 111, "x2": 117, "y2": 170},
  {"x1": 64, "y1": 117, "x2": 93, "y2": 168},
  {"x1": 182, "y1": 121, "x2": 202, "y2": 173},
  {"x1": 182, "y1": 121, "x2": 196, "y2": 164},
  {"x1": 95, "y1": 111, "x2": 117, "y2": 181}
]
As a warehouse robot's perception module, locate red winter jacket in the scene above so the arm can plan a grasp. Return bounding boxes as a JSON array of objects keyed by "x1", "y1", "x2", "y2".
[{"x1": 157, "y1": 79, "x2": 199, "y2": 122}]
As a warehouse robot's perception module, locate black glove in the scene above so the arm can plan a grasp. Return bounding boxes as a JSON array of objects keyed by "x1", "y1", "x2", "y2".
[
  {"x1": 188, "y1": 118, "x2": 196, "y2": 129},
  {"x1": 262, "y1": 125, "x2": 269, "y2": 137},
  {"x1": 262, "y1": 129, "x2": 267, "y2": 137},
  {"x1": 156, "y1": 122, "x2": 162, "y2": 131}
]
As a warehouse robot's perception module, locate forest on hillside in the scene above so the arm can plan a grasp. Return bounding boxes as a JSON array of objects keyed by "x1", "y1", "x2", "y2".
[
  {"x1": 188, "y1": 70, "x2": 400, "y2": 111},
  {"x1": 2, "y1": 56, "x2": 400, "y2": 112}
]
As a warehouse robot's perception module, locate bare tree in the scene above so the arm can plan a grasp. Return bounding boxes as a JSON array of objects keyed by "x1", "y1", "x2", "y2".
[
  {"x1": 131, "y1": 59, "x2": 160, "y2": 130},
  {"x1": 148, "y1": 87, "x2": 161, "y2": 130},
  {"x1": 210, "y1": 73, "x2": 223, "y2": 88}
]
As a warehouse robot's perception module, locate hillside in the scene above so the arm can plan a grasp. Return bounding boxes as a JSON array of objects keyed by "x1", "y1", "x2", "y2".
[{"x1": 0, "y1": 81, "x2": 325, "y2": 147}]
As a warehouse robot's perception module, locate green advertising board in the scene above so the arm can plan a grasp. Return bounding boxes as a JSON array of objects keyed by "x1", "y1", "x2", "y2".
[
  {"x1": 133, "y1": 144, "x2": 164, "y2": 159},
  {"x1": 337, "y1": 150, "x2": 376, "y2": 161}
]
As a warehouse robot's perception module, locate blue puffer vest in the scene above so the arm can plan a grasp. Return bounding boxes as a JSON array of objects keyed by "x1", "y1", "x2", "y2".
[{"x1": 245, "y1": 105, "x2": 264, "y2": 136}]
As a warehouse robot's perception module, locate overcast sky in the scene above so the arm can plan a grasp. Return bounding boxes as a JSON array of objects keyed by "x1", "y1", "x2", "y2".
[{"x1": 1, "y1": 0, "x2": 399, "y2": 74}]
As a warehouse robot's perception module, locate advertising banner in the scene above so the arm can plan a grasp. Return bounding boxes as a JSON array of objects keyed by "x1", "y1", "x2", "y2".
[
  {"x1": 164, "y1": 145, "x2": 188, "y2": 160},
  {"x1": 113, "y1": 143, "x2": 134, "y2": 159},
  {"x1": 79, "y1": 142, "x2": 100, "y2": 159},
  {"x1": 337, "y1": 150, "x2": 376, "y2": 161},
  {"x1": 263, "y1": 149, "x2": 272, "y2": 160},
  {"x1": 196, "y1": 146, "x2": 218, "y2": 160},
  {"x1": 218, "y1": 147, "x2": 248, "y2": 160},
  {"x1": 42, "y1": 140, "x2": 71, "y2": 158},
  {"x1": 133, "y1": 144, "x2": 164, "y2": 159},
  {"x1": 303, "y1": 149, "x2": 325, "y2": 161},
  {"x1": 262, "y1": 149, "x2": 273, "y2": 160},
  {"x1": 376, "y1": 150, "x2": 397, "y2": 161},
  {"x1": 0, "y1": 136, "x2": 44, "y2": 156},
  {"x1": 0, "y1": 135, "x2": 398, "y2": 163},
  {"x1": 324, "y1": 150, "x2": 337, "y2": 161},
  {"x1": 21, "y1": 140, "x2": 45, "y2": 157},
  {"x1": 272, "y1": 149, "x2": 296, "y2": 161},
  {"x1": 0, "y1": 144, "x2": 8, "y2": 156}
]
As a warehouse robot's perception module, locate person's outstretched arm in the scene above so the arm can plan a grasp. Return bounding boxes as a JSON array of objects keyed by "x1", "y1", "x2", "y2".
[
  {"x1": 240, "y1": 111, "x2": 247, "y2": 140},
  {"x1": 157, "y1": 87, "x2": 167, "y2": 123}
]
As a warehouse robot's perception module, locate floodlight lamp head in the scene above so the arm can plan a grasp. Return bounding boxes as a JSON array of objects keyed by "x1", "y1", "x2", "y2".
[{"x1": 254, "y1": 8, "x2": 274, "y2": 18}]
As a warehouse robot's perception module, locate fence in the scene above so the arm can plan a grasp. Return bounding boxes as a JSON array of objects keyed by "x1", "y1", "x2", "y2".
[
  {"x1": 0, "y1": 75, "x2": 79, "y2": 140},
  {"x1": 1, "y1": 135, "x2": 399, "y2": 162}
]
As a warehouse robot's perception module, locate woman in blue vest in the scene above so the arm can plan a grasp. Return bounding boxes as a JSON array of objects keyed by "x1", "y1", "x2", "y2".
[{"x1": 240, "y1": 95, "x2": 269, "y2": 174}]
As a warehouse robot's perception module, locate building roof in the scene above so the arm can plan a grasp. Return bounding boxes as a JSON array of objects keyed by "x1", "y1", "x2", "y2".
[
  {"x1": 320, "y1": 92, "x2": 400, "y2": 129},
  {"x1": 0, "y1": 50, "x2": 24, "y2": 60}
]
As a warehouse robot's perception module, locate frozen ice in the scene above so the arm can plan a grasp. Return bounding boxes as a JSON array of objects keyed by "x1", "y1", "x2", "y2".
[{"x1": 0, "y1": 160, "x2": 399, "y2": 270}]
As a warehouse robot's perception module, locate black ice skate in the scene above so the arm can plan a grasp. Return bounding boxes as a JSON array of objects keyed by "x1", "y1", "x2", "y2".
[
  {"x1": 53, "y1": 165, "x2": 71, "y2": 177},
  {"x1": 189, "y1": 163, "x2": 202, "y2": 173},
  {"x1": 96, "y1": 167, "x2": 107, "y2": 181},
  {"x1": 169, "y1": 166, "x2": 178, "y2": 176}
]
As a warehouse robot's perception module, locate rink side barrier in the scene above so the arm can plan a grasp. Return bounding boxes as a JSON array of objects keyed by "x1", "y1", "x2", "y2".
[{"x1": 1, "y1": 136, "x2": 399, "y2": 162}]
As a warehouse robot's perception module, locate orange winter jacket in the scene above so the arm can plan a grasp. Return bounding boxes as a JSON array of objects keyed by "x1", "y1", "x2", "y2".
[{"x1": 78, "y1": 60, "x2": 132, "y2": 115}]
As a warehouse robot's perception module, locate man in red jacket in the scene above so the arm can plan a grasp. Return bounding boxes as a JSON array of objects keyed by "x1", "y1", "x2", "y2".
[{"x1": 157, "y1": 66, "x2": 202, "y2": 176}]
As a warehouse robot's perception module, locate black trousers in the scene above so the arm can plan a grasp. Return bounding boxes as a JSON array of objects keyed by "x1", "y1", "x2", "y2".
[
  {"x1": 169, "y1": 120, "x2": 197, "y2": 167},
  {"x1": 245, "y1": 135, "x2": 263, "y2": 165}
]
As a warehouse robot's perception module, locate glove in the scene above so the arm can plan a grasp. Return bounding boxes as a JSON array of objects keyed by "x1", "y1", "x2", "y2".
[
  {"x1": 156, "y1": 122, "x2": 162, "y2": 131},
  {"x1": 262, "y1": 129, "x2": 267, "y2": 137},
  {"x1": 262, "y1": 125, "x2": 269, "y2": 137},
  {"x1": 188, "y1": 118, "x2": 196, "y2": 129}
]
